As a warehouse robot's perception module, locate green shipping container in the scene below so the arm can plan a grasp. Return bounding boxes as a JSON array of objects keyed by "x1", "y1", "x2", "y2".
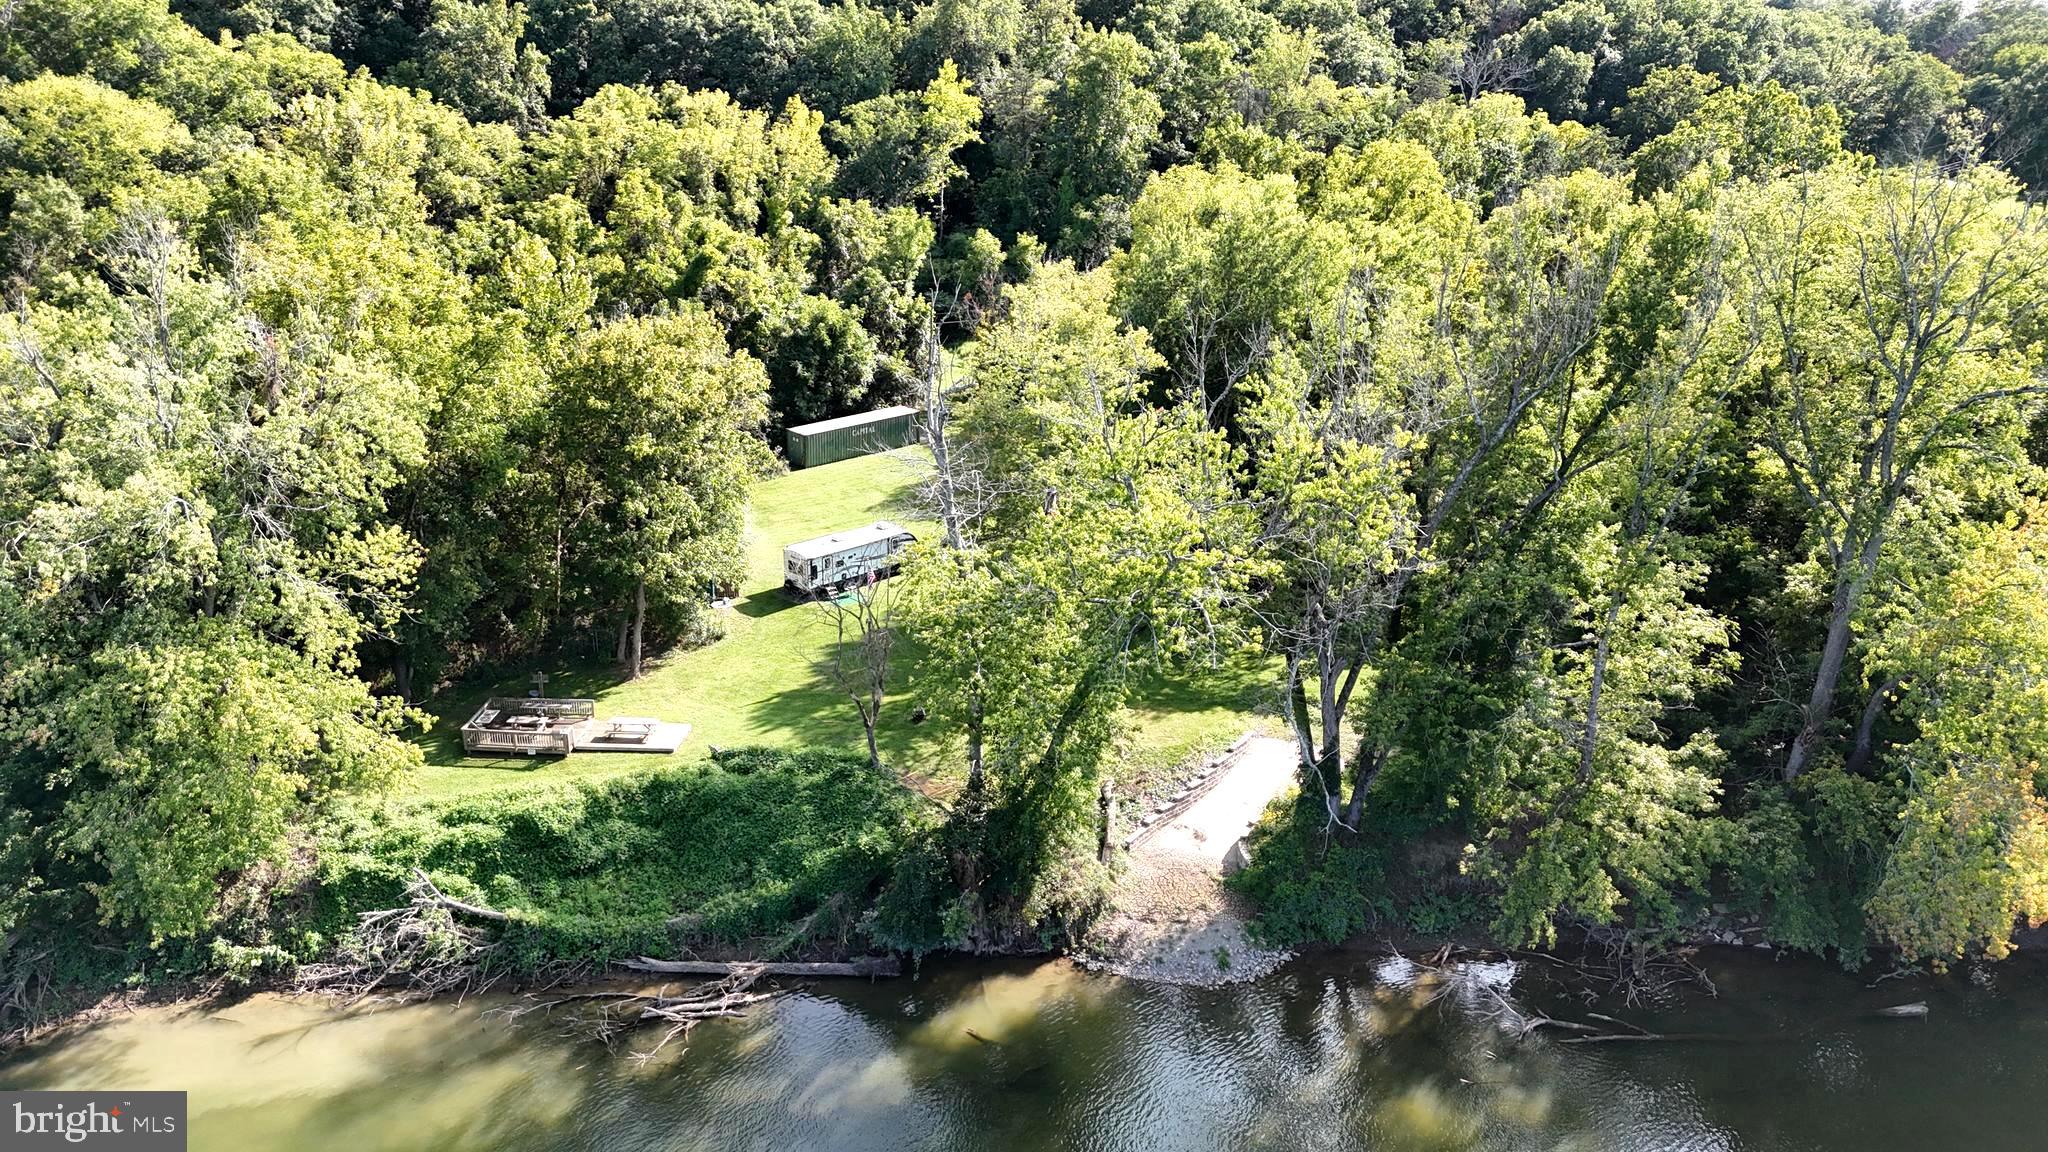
[{"x1": 784, "y1": 405, "x2": 919, "y2": 468}]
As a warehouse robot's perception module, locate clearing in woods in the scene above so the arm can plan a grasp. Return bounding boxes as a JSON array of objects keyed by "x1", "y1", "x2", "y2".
[{"x1": 409, "y1": 450, "x2": 1271, "y2": 800}]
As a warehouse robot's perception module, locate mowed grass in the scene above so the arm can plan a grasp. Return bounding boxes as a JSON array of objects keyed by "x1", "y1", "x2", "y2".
[{"x1": 407, "y1": 449, "x2": 1273, "y2": 800}]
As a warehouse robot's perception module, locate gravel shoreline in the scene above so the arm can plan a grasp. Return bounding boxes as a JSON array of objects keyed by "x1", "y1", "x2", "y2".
[{"x1": 1081, "y1": 736, "x2": 1298, "y2": 986}]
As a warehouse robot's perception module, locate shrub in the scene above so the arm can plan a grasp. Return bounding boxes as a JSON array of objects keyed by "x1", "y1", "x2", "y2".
[
  {"x1": 1229, "y1": 790, "x2": 1394, "y2": 945},
  {"x1": 316, "y1": 748, "x2": 926, "y2": 971}
]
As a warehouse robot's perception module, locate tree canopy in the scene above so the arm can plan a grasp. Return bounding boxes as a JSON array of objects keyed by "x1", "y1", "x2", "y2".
[{"x1": 7, "y1": 0, "x2": 2048, "y2": 975}]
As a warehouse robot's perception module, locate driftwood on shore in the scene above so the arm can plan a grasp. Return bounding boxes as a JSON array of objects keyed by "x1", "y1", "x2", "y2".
[
  {"x1": 509, "y1": 965, "x2": 792, "y2": 1060},
  {"x1": 619, "y1": 956, "x2": 901, "y2": 978},
  {"x1": 410, "y1": 870, "x2": 509, "y2": 923},
  {"x1": 1399, "y1": 945, "x2": 1930, "y2": 1047},
  {"x1": 295, "y1": 869, "x2": 504, "y2": 1004}
]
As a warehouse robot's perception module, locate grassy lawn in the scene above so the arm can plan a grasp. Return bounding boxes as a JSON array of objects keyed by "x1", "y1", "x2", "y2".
[
  {"x1": 1115, "y1": 660, "x2": 1282, "y2": 799},
  {"x1": 407, "y1": 449, "x2": 1274, "y2": 800}
]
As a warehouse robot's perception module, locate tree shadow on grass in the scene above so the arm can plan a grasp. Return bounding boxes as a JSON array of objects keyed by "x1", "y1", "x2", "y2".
[
  {"x1": 1124, "y1": 654, "x2": 1279, "y2": 718},
  {"x1": 742, "y1": 631, "x2": 957, "y2": 776},
  {"x1": 741, "y1": 637, "x2": 879, "y2": 751},
  {"x1": 735, "y1": 587, "x2": 801, "y2": 618}
]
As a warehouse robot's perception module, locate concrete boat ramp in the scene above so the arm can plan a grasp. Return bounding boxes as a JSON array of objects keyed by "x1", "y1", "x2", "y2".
[{"x1": 1083, "y1": 735, "x2": 1300, "y2": 985}]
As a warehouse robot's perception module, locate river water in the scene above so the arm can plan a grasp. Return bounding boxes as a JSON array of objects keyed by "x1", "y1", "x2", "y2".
[{"x1": 3, "y1": 948, "x2": 2043, "y2": 1151}]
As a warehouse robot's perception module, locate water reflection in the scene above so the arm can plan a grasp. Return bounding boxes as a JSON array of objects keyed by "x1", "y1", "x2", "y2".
[
  {"x1": 7, "y1": 950, "x2": 2048, "y2": 1151},
  {"x1": 2, "y1": 995, "x2": 594, "y2": 1150}
]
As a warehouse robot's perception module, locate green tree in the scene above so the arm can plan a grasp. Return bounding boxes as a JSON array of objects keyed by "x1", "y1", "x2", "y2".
[
  {"x1": 1632, "y1": 80, "x2": 1844, "y2": 195},
  {"x1": 899, "y1": 264, "x2": 1254, "y2": 935},
  {"x1": 1731, "y1": 165, "x2": 2048, "y2": 780},
  {"x1": 404, "y1": 0, "x2": 551, "y2": 127},
  {"x1": 543, "y1": 311, "x2": 773, "y2": 677},
  {"x1": 1251, "y1": 171, "x2": 1637, "y2": 824},
  {"x1": 830, "y1": 59, "x2": 981, "y2": 208},
  {"x1": 559, "y1": 0, "x2": 823, "y2": 107},
  {"x1": 1861, "y1": 510, "x2": 2048, "y2": 963},
  {"x1": 1036, "y1": 27, "x2": 1162, "y2": 258},
  {"x1": 0, "y1": 214, "x2": 428, "y2": 939},
  {"x1": 1465, "y1": 236, "x2": 1744, "y2": 945},
  {"x1": 1112, "y1": 162, "x2": 1347, "y2": 415},
  {"x1": 0, "y1": 73, "x2": 192, "y2": 237},
  {"x1": 790, "y1": 0, "x2": 907, "y2": 117}
]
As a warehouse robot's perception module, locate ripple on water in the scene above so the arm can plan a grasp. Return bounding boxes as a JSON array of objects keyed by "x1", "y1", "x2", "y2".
[{"x1": 12, "y1": 949, "x2": 2048, "y2": 1150}]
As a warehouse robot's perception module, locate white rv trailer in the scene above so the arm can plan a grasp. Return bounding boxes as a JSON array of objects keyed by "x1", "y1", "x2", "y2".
[{"x1": 783, "y1": 521, "x2": 915, "y2": 595}]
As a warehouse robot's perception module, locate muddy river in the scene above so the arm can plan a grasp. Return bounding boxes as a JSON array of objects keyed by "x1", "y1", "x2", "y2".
[{"x1": 4, "y1": 948, "x2": 2042, "y2": 1150}]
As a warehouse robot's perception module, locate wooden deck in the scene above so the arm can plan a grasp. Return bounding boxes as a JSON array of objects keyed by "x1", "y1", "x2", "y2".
[{"x1": 572, "y1": 721, "x2": 691, "y2": 754}]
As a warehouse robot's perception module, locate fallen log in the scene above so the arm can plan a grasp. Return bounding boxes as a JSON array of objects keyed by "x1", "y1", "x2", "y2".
[
  {"x1": 620, "y1": 956, "x2": 901, "y2": 978},
  {"x1": 1585, "y1": 1011, "x2": 1656, "y2": 1036},
  {"x1": 410, "y1": 868, "x2": 509, "y2": 923},
  {"x1": 1561, "y1": 1032, "x2": 1708, "y2": 1044},
  {"x1": 1519, "y1": 1015, "x2": 1605, "y2": 1037},
  {"x1": 1549, "y1": 1003, "x2": 1926, "y2": 1045},
  {"x1": 536, "y1": 966, "x2": 789, "y2": 1059}
]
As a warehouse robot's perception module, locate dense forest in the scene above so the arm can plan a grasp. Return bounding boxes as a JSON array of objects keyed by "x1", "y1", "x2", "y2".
[{"x1": 5, "y1": 0, "x2": 2048, "y2": 1016}]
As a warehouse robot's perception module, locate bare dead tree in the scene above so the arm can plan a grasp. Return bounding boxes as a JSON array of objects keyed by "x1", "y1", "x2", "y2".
[
  {"x1": 814, "y1": 576, "x2": 895, "y2": 773},
  {"x1": 908, "y1": 311, "x2": 998, "y2": 550},
  {"x1": 103, "y1": 211, "x2": 186, "y2": 449},
  {"x1": 899, "y1": 286, "x2": 1014, "y2": 791},
  {"x1": 1448, "y1": 37, "x2": 1531, "y2": 102},
  {"x1": 1167, "y1": 291, "x2": 1275, "y2": 426}
]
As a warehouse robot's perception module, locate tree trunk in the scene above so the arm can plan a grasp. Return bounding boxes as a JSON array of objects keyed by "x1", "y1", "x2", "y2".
[
  {"x1": 1845, "y1": 673, "x2": 1907, "y2": 777},
  {"x1": 965, "y1": 695, "x2": 985, "y2": 793},
  {"x1": 1578, "y1": 598, "x2": 1623, "y2": 787},
  {"x1": 553, "y1": 476, "x2": 568, "y2": 639},
  {"x1": 1317, "y1": 643, "x2": 1347, "y2": 794},
  {"x1": 921, "y1": 336, "x2": 968, "y2": 553},
  {"x1": 394, "y1": 652, "x2": 414, "y2": 704},
  {"x1": 1785, "y1": 531, "x2": 1884, "y2": 780},
  {"x1": 628, "y1": 576, "x2": 647, "y2": 680},
  {"x1": 1098, "y1": 778, "x2": 1116, "y2": 863},
  {"x1": 1284, "y1": 656, "x2": 1317, "y2": 778},
  {"x1": 1342, "y1": 745, "x2": 1387, "y2": 827},
  {"x1": 862, "y1": 701, "x2": 883, "y2": 773},
  {"x1": 615, "y1": 616, "x2": 630, "y2": 665}
]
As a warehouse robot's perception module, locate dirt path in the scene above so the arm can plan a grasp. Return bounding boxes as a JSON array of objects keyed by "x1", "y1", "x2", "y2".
[{"x1": 1083, "y1": 736, "x2": 1299, "y2": 985}]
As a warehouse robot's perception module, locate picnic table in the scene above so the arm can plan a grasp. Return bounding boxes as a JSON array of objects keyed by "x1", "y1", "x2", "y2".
[{"x1": 602, "y1": 717, "x2": 659, "y2": 743}]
